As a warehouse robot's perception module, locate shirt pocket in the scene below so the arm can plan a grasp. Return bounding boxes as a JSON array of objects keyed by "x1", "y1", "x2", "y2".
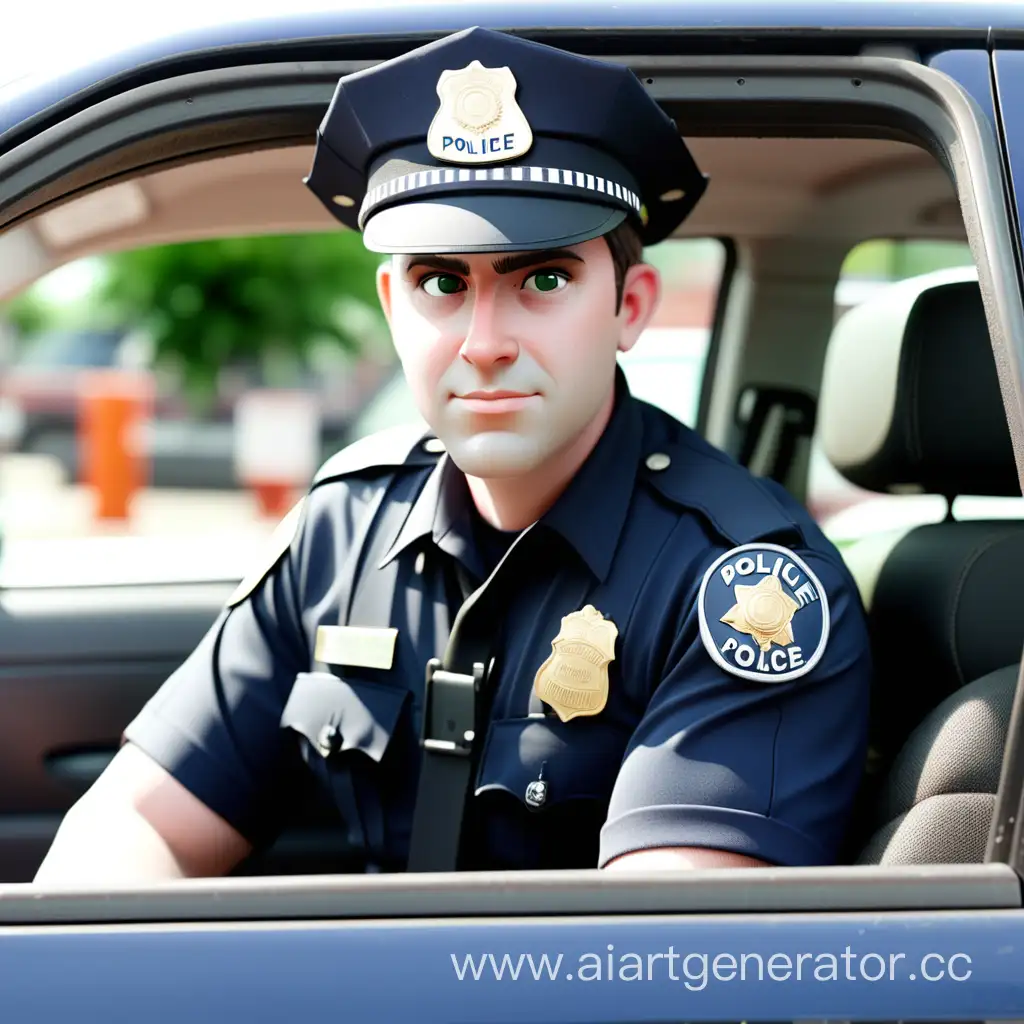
[
  {"x1": 280, "y1": 671, "x2": 410, "y2": 863},
  {"x1": 472, "y1": 715, "x2": 631, "y2": 869}
]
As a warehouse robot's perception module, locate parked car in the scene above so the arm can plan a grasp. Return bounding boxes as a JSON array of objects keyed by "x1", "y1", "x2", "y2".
[
  {"x1": 0, "y1": 325, "x2": 364, "y2": 486},
  {"x1": 0, "y1": 4, "x2": 1023, "y2": 1021}
]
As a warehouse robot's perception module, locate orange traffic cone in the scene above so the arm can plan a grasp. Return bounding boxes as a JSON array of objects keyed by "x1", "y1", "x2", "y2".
[
  {"x1": 250, "y1": 481, "x2": 296, "y2": 518},
  {"x1": 78, "y1": 370, "x2": 153, "y2": 520}
]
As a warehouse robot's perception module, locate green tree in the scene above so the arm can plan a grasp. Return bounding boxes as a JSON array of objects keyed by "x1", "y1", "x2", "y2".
[
  {"x1": 6, "y1": 231, "x2": 388, "y2": 404},
  {"x1": 100, "y1": 231, "x2": 386, "y2": 399}
]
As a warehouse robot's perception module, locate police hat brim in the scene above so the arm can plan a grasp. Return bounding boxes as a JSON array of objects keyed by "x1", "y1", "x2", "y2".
[{"x1": 360, "y1": 194, "x2": 627, "y2": 254}]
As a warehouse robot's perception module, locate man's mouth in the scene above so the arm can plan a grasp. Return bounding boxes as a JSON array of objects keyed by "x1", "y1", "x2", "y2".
[{"x1": 453, "y1": 390, "x2": 540, "y2": 413}]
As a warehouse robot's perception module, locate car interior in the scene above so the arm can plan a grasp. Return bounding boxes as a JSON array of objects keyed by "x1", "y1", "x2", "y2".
[{"x1": 0, "y1": 54, "x2": 1019, "y2": 885}]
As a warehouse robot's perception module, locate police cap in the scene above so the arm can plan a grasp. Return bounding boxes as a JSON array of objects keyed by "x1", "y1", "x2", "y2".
[{"x1": 304, "y1": 26, "x2": 708, "y2": 253}]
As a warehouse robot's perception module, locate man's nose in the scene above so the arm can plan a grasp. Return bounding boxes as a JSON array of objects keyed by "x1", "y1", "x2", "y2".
[{"x1": 459, "y1": 289, "x2": 519, "y2": 369}]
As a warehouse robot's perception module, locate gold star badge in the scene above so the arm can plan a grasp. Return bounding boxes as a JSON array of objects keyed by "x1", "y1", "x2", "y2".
[{"x1": 720, "y1": 575, "x2": 799, "y2": 652}]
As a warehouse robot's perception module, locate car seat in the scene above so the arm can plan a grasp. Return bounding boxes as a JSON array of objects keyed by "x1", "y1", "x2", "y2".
[{"x1": 816, "y1": 266, "x2": 1023, "y2": 863}]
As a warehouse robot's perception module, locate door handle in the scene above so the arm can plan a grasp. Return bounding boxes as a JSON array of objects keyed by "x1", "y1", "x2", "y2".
[{"x1": 45, "y1": 749, "x2": 117, "y2": 791}]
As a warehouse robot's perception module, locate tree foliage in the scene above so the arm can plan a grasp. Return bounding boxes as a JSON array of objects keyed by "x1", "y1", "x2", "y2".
[{"x1": 5, "y1": 231, "x2": 388, "y2": 399}]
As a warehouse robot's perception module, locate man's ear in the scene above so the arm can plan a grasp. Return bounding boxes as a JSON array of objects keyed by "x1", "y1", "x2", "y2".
[
  {"x1": 616, "y1": 262, "x2": 661, "y2": 355},
  {"x1": 376, "y1": 259, "x2": 394, "y2": 326}
]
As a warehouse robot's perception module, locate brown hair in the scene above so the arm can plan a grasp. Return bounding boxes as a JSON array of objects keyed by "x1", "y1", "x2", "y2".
[{"x1": 604, "y1": 219, "x2": 644, "y2": 312}]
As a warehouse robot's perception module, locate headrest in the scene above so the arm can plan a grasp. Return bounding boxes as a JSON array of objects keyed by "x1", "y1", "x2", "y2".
[{"x1": 819, "y1": 266, "x2": 1020, "y2": 497}]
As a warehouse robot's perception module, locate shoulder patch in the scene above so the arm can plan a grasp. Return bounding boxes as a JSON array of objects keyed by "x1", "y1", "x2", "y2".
[
  {"x1": 697, "y1": 543, "x2": 830, "y2": 683},
  {"x1": 312, "y1": 423, "x2": 441, "y2": 488},
  {"x1": 226, "y1": 498, "x2": 306, "y2": 609}
]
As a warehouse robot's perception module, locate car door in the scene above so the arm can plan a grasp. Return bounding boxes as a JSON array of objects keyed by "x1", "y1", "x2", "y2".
[
  {"x1": 0, "y1": 58, "x2": 365, "y2": 884},
  {"x1": 977, "y1": 33, "x2": 1024, "y2": 881}
]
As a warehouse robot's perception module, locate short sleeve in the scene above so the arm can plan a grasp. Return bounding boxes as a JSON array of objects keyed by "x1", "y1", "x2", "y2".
[
  {"x1": 598, "y1": 546, "x2": 871, "y2": 868},
  {"x1": 122, "y1": 506, "x2": 311, "y2": 848}
]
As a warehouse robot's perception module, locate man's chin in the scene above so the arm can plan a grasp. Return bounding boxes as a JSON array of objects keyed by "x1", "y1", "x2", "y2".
[{"x1": 442, "y1": 432, "x2": 549, "y2": 478}]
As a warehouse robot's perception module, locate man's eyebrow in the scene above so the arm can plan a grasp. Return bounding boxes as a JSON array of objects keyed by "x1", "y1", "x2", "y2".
[
  {"x1": 404, "y1": 255, "x2": 472, "y2": 276},
  {"x1": 492, "y1": 249, "x2": 585, "y2": 275},
  {"x1": 402, "y1": 249, "x2": 584, "y2": 278}
]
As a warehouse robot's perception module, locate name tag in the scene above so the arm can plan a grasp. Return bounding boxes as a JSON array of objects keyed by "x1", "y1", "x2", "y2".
[{"x1": 315, "y1": 626, "x2": 398, "y2": 670}]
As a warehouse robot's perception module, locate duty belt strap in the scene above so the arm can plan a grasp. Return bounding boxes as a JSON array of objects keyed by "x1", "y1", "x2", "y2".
[{"x1": 406, "y1": 562, "x2": 499, "y2": 872}]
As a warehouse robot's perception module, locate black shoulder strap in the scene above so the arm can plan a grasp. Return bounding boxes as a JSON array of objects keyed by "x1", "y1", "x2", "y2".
[
  {"x1": 406, "y1": 561, "x2": 493, "y2": 872},
  {"x1": 406, "y1": 526, "x2": 534, "y2": 873}
]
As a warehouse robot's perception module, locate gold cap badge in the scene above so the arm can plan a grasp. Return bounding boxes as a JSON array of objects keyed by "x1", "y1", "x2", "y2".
[
  {"x1": 533, "y1": 605, "x2": 618, "y2": 722},
  {"x1": 427, "y1": 60, "x2": 534, "y2": 165}
]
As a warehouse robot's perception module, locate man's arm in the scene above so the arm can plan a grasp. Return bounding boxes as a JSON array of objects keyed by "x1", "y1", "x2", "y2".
[
  {"x1": 597, "y1": 543, "x2": 871, "y2": 872},
  {"x1": 32, "y1": 498, "x2": 313, "y2": 886},
  {"x1": 33, "y1": 743, "x2": 253, "y2": 885}
]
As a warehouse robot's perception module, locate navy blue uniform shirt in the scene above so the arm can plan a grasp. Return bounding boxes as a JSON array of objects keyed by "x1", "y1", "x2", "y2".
[{"x1": 124, "y1": 372, "x2": 871, "y2": 871}]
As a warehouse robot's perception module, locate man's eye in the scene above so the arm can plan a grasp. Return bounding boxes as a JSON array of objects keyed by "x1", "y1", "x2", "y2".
[
  {"x1": 524, "y1": 271, "x2": 568, "y2": 293},
  {"x1": 421, "y1": 274, "x2": 465, "y2": 296}
]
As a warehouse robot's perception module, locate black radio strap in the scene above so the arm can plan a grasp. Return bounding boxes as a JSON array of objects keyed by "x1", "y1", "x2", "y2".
[
  {"x1": 406, "y1": 525, "x2": 535, "y2": 872},
  {"x1": 406, "y1": 560, "x2": 493, "y2": 872}
]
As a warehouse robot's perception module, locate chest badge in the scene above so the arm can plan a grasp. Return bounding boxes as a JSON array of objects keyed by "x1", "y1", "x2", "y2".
[
  {"x1": 698, "y1": 543, "x2": 830, "y2": 683},
  {"x1": 533, "y1": 605, "x2": 618, "y2": 722}
]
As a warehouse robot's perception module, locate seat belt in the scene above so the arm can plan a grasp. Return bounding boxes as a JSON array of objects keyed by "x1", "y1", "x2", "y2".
[{"x1": 405, "y1": 561, "x2": 497, "y2": 872}]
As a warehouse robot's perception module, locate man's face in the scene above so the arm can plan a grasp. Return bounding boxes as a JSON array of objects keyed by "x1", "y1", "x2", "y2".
[{"x1": 376, "y1": 234, "x2": 659, "y2": 478}]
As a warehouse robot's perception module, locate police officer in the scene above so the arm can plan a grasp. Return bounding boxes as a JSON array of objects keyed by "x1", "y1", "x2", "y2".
[{"x1": 33, "y1": 27, "x2": 870, "y2": 883}]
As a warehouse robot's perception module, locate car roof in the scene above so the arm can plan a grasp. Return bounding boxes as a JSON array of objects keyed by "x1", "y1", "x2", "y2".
[{"x1": 1, "y1": 0, "x2": 1021, "y2": 148}]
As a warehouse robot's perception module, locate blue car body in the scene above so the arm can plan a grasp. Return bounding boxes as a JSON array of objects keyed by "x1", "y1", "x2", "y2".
[
  {"x1": 3, "y1": 3, "x2": 1024, "y2": 1021},
  {"x1": 3, "y1": 0, "x2": 1024, "y2": 149}
]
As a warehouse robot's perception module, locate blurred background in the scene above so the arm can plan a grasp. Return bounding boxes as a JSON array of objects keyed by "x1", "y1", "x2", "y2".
[{"x1": 0, "y1": 231, "x2": 978, "y2": 587}]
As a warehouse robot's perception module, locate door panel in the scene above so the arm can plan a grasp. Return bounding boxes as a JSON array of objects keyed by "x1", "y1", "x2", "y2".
[
  {"x1": 0, "y1": 581, "x2": 352, "y2": 880},
  {"x1": 981, "y1": 45, "x2": 1024, "y2": 871}
]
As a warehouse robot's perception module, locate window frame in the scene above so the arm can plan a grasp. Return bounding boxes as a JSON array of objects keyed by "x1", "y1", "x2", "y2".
[{"x1": 2, "y1": 50, "x2": 1024, "y2": 914}]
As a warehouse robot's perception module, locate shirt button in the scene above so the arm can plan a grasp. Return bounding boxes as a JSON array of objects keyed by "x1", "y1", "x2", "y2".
[
  {"x1": 524, "y1": 779, "x2": 548, "y2": 808},
  {"x1": 317, "y1": 723, "x2": 340, "y2": 757},
  {"x1": 423, "y1": 437, "x2": 446, "y2": 454},
  {"x1": 645, "y1": 452, "x2": 671, "y2": 472}
]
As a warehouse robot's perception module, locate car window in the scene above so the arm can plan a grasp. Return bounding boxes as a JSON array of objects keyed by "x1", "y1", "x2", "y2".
[
  {"x1": 15, "y1": 329, "x2": 124, "y2": 368},
  {"x1": 808, "y1": 238, "x2": 1017, "y2": 549},
  {"x1": 617, "y1": 238, "x2": 725, "y2": 427},
  {"x1": 0, "y1": 235, "x2": 726, "y2": 587},
  {"x1": 0, "y1": 233, "x2": 391, "y2": 587}
]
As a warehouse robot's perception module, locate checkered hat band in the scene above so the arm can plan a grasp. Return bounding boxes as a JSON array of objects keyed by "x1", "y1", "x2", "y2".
[{"x1": 359, "y1": 166, "x2": 642, "y2": 221}]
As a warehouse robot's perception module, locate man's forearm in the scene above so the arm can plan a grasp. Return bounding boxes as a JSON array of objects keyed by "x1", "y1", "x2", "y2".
[{"x1": 33, "y1": 803, "x2": 191, "y2": 885}]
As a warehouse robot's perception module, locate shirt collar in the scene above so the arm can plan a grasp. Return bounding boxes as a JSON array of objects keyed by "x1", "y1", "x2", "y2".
[
  {"x1": 378, "y1": 452, "x2": 490, "y2": 580},
  {"x1": 537, "y1": 367, "x2": 642, "y2": 582},
  {"x1": 380, "y1": 368, "x2": 642, "y2": 583}
]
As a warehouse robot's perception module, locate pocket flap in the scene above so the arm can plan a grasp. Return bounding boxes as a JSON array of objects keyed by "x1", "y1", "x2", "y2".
[
  {"x1": 475, "y1": 716, "x2": 629, "y2": 807},
  {"x1": 281, "y1": 671, "x2": 408, "y2": 761}
]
